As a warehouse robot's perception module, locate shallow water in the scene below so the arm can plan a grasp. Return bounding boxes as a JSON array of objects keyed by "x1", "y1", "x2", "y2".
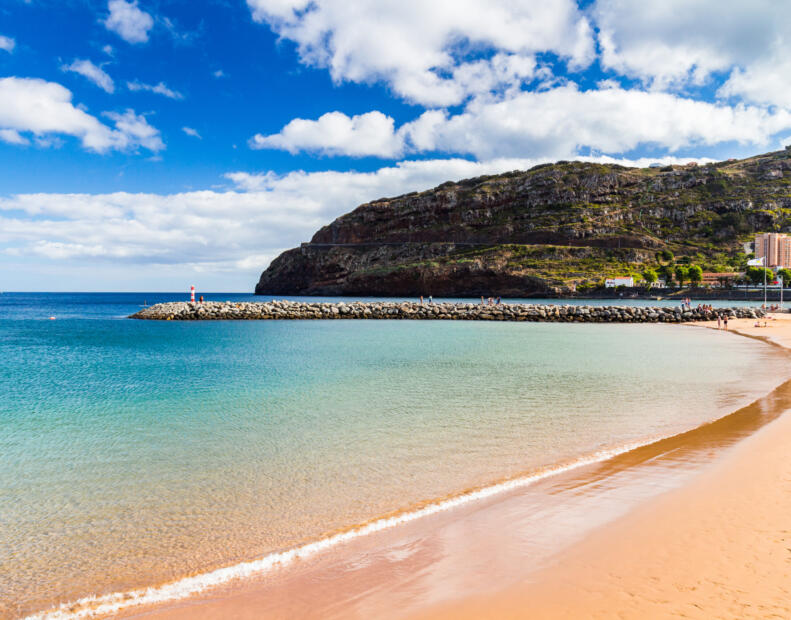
[{"x1": 1, "y1": 293, "x2": 787, "y2": 618}]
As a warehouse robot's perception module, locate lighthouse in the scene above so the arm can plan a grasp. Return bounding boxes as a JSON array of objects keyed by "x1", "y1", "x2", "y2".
[{"x1": 190, "y1": 285, "x2": 195, "y2": 303}]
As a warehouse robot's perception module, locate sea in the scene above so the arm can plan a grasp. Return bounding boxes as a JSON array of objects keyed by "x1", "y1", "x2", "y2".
[{"x1": 1, "y1": 292, "x2": 789, "y2": 619}]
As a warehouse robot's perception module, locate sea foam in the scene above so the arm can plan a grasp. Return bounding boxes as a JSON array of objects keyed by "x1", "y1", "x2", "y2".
[{"x1": 26, "y1": 436, "x2": 662, "y2": 620}]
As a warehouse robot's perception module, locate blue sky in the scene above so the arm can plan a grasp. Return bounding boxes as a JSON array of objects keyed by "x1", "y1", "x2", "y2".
[{"x1": 2, "y1": 0, "x2": 791, "y2": 291}]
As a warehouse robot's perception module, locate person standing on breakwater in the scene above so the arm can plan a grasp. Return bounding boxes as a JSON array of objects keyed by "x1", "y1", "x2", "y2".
[
  {"x1": 420, "y1": 296, "x2": 424, "y2": 305},
  {"x1": 429, "y1": 296, "x2": 433, "y2": 304},
  {"x1": 480, "y1": 296, "x2": 485, "y2": 305}
]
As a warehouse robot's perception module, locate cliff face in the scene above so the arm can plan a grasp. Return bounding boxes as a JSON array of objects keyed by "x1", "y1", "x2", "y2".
[{"x1": 256, "y1": 149, "x2": 791, "y2": 296}]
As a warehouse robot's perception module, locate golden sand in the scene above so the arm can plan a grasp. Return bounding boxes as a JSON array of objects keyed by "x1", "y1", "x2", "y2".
[{"x1": 412, "y1": 314, "x2": 791, "y2": 619}]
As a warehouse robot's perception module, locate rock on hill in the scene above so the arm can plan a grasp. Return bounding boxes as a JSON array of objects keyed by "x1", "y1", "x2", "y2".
[{"x1": 256, "y1": 149, "x2": 791, "y2": 296}]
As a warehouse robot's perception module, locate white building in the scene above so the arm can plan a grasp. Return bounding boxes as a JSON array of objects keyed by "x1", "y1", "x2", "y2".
[{"x1": 605, "y1": 277, "x2": 635, "y2": 288}]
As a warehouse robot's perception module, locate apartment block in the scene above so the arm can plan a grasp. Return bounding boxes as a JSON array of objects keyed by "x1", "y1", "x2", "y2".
[{"x1": 754, "y1": 233, "x2": 791, "y2": 267}]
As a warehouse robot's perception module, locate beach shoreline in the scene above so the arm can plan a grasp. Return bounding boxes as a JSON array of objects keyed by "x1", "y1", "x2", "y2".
[
  {"x1": 410, "y1": 314, "x2": 791, "y2": 619},
  {"x1": 80, "y1": 317, "x2": 791, "y2": 620},
  {"x1": 18, "y1": 316, "x2": 791, "y2": 620}
]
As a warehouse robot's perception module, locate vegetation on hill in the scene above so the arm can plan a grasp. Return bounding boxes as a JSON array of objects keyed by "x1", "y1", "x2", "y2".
[{"x1": 257, "y1": 148, "x2": 791, "y2": 296}]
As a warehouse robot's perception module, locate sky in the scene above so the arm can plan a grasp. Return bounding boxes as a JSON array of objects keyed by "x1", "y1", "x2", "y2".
[{"x1": 2, "y1": 1, "x2": 791, "y2": 291}]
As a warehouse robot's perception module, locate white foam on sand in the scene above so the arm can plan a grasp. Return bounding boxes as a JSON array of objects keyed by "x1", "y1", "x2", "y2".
[{"x1": 26, "y1": 436, "x2": 668, "y2": 620}]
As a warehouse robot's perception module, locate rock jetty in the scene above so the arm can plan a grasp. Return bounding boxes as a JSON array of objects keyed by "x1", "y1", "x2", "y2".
[{"x1": 130, "y1": 301, "x2": 763, "y2": 322}]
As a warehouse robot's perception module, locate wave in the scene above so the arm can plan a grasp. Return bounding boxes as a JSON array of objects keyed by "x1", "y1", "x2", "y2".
[{"x1": 25, "y1": 435, "x2": 670, "y2": 620}]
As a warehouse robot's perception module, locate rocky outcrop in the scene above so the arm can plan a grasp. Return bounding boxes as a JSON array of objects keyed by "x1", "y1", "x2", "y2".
[
  {"x1": 256, "y1": 149, "x2": 791, "y2": 296},
  {"x1": 131, "y1": 301, "x2": 762, "y2": 323}
]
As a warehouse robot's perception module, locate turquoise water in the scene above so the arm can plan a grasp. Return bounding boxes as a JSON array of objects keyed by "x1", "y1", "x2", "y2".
[{"x1": 1, "y1": 293, "x2": 788, "y2": 618}]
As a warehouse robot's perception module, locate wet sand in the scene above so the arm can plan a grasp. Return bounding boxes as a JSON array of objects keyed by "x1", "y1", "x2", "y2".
[
  {"x1": 119, "y1": 315, "x2": 791, "y2": 620},
  {"x1": 413, "y1": 314, "x2": 791, "y2": 619}
]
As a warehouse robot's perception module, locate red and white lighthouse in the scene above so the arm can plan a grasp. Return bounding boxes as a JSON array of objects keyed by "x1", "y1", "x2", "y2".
[{"x1": 190, "y1": 285, "x2": 195, "y2": 302}]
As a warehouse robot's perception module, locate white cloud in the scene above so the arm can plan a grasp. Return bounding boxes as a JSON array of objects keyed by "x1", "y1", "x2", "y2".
[
  {"x1": 0, "y1": 77, "x2": 163, "y2": 153},
  {"x1": 182, "y1": 126, "x2": 201, "y2": 139},
  {"x1": 61, "y1": 59, "x2": 115, "y2": 93},
  {"x1": 104, "y1": 109, "x2": 165, "y2": 152},
  {"x1": 250, "y1": 111, "x2": 403, "y2": 157},
  {"x1": 0, "y1": 35, "x2": 15, "y2": 53},
  {"x1": 718, "y1": 53, "x2": 791, "y2": 108},
  {"x1": 213, "y1": 69, "x2": 225, "y2": 78},
  {"x1": 251, "y1": 86, "x2": 791, "y2": 160},
  {"x1": 592, "y1": 0, "x2": 791, "y2": 98},
  {"x1": 245, "y1": 0, "x2": 593, "y2": 105},
  {"x1": 127, "y1": 80, "x2": 183, "y2": 99},
  {"x1": 406, "y1": 86, "x2": 791, "y2": 159},
  {"x1": 104, "y1": 0, "x2": 154, "y2": 44},
  {"x1": 0, "y1": 128, "x2": 29, "y2": 145}
]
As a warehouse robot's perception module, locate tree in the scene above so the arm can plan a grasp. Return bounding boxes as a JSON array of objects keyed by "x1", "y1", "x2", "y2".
[
  {"x1": 747, "y1": 266, "x2": 773, "y2": 285},
  {"x1": 642, "y1": 269, "x2": 658, "y2": 289},
  {"x1": 658, "y1": 264, "x2": 674, "y2": 287},
  {"x1": 659, "y1": 249, "x2": 674, "y2": 263},
  {"x1": 674, "y1": 265, "x2": 689, "y2": 287},
  {"x1": 778, "y1": 268, "x2": 791, "y2": 288},
  {"x1": 688, "y1": 264, "x2": 703, "y2": 287}
]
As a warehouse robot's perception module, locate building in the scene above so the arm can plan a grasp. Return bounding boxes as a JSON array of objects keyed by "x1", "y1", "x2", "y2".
[
  {"x1": 701, "y1": 272, "x2": 741, "y2": 288},
  {"x1": 754, "y1": 233, "x2": 791, "y2": 267},
  {"x1": 604, "y1": 276, "x2": 634, "y2": 288}
]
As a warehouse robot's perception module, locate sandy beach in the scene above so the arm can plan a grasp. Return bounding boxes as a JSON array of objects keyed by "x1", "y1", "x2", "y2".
[
  {"x1": 117, "y1": 314, "x2": 791, "y2": 620},
  {"x1": 414, "y1": 314, "x2": 791, "y2": 620}
]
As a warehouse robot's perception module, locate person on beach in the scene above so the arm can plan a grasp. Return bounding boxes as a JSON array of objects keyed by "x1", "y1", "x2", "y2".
[
  {"x1": 724, "y1": 315, "x2": 729, "y2": 330},
  {"x1": 717, "y1": 315, "x2": 722, "y2": 330}
]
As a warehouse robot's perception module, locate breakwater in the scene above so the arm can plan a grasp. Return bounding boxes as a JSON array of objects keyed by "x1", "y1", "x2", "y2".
[{"x1": 130, "y1": 301, "x2": 763, "y2": 322}]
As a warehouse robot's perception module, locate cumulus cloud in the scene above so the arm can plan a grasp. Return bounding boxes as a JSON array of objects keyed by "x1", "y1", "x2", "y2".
[
  {"x1": 127, "y1": 80, "x2": 183, "y2": 99},
  {"x1": 0, "y1": 35, "x2": 15, "y2": 53},
  {"x1": 253, "y1": 85, "x2": 791, "y2": 159},
  {"x1": 61, "y1": 59, "x2": 115, "y2": 93},
  {"x1": 592, "y1": 0, "x2": 791, "y2": 99},
  {"x1": 104, "y1": 109, "x2": 164, "y2": 152},
  {"x1": 104, "y1": 0, "x2": 154, "y2": 44},
  {"x1": 0, "y1": 77, "x2": 163, "y2": 153},
  {"x1": 718, "y1": 53, "x2": 791, "y2": 108},
  {"x1": 250, "y1": 111, "x2": 404, "y2": 157},
  {"x1": 408, "y1": 86, "x2": 791, "y2": 159},
  {"x1": 0, "y1": 128, "x2": 29, "y2": 145},
  {"x1": 182, "y1": 126, "x2": 201, "y2": 139},
  {"x1": 245, "y1": 0, "x2": 593, "y2": 105}
]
